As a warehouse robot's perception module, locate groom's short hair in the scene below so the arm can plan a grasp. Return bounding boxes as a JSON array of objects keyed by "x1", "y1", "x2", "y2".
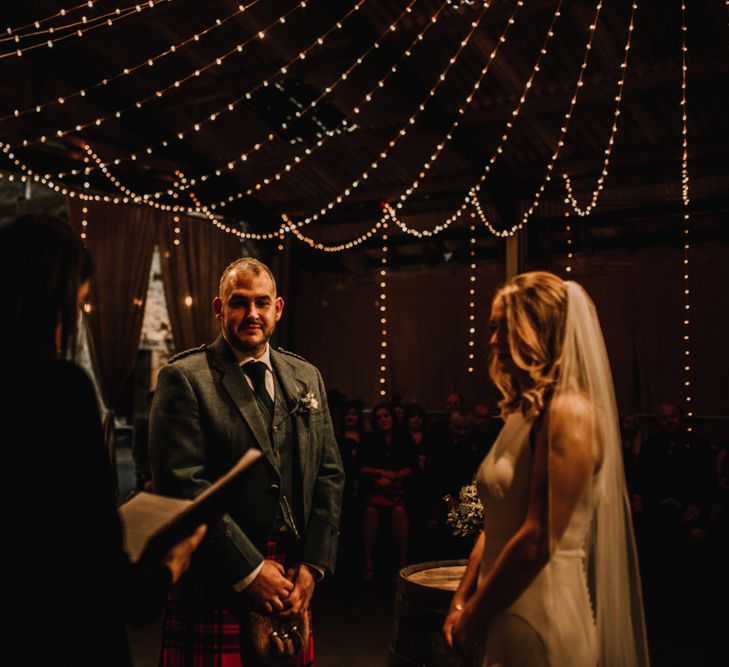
[{"x1": 219, "y1": 257, "x2": 277, "y2": 297}]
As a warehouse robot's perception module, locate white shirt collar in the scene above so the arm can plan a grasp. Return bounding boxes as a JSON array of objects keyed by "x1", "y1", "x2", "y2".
[{"x1": 236, "y1": 343, "x2": 272, "y2": 372}]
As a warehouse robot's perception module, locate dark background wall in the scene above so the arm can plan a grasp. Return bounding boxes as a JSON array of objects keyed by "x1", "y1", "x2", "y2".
[{"x1": 286, "y1": 239, "x2": 728, "y2": 436}]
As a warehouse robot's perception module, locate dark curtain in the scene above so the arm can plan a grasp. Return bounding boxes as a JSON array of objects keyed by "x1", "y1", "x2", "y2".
[
  {"x1": 67, "y1": 200, "x2": 158, "y2": 482},
  {"x1": 158, "y1": 212, "x2": 241, "y2": 352},
  {"x1": 288, "y1": 259, "x2": 505, "y2": 410}
]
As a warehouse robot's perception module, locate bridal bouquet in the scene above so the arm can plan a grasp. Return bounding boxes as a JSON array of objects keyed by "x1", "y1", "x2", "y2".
[{"x1": 445, "y1": 477, "x2": 484, "y2": 537}]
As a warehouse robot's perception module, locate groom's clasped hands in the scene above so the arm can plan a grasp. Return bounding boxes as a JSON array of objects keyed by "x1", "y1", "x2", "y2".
[{"x1": 247, "y1": 559, "x2": 316, "y2": 616}]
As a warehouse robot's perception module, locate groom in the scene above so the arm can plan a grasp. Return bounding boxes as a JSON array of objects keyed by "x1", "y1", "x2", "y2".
[{"x1": 150, "y1": 257, "x2": 344, "y2": 665}]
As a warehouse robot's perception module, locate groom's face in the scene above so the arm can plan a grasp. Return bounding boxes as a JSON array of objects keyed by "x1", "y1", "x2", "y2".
[{"x1": 214, "y1": 269, "x2": 284, "y2": 358}]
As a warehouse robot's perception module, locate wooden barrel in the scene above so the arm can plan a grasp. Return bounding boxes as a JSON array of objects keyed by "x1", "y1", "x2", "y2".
[{"x1": 389, "y1": 559, "x2": 470, "y2": 667}]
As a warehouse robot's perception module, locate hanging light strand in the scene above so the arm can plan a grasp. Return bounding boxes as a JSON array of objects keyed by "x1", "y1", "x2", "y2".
[
  {"x1": 384, "y1": 0, "x2": 565, "y2": 238},
  {"x1": 378, "y1": 223, "x2": 390, "y2": 398},
  {"x1": 0, "y1": 0, "x2": 172, "y2": 59},
  {"x1": 680, "y1": 0, "x2": 693, "y2": 422},
  {"x1": 83, "y1": 143, "x2": 180, "y2": 210},
  {"x1": 1, "y1": 0, "x2": 262, "y2": 123},
  {"x1": 562, "y1": 1, "x2": 638, "y2": 217},
  {"x1": 278, "y1": 2, "x2": 492, "y2": 231},
  {"x1": 16, "y1": 0, "x2": 315, "y2": 145},
  {"x1": 563, "y1": 210, "x2": 574, "y2": 274},
  {"x1": 169, "y1": 0, "x2": 429, "y2": 199},
  {"x1": 80, "y1": 205, "x2": 89, "y2": 243},
  {"x1": 287, "y1": 215, "x2": 386, "y2": 252},
  {"x1": 188, "y1": 188, "x2": 289, "y2": 240},
  {"x1": 467, "y1": 211, "x2": 478, "y2": 373},
  {"x1": 52, "y1": 0, "x2": 376, "y2": 177},
  {"x1": 190, "y1": 1, "x2": 453, "y2": 212},
  {"x1": 3, "y1": 1, "x2": 99, "y2": 39},
  {"x1": 172, "y1": 214, "x2": 181, "y2": 247},
  {"x1": 471, "y1": 0, "x2": 605, "y2": 238},
  {"x1": 83, "y1": 136, "x2": 379, "y2": 243},
  {"x1": 0, "y1": 140, "x2": 149, "y2": 205},
  {"x1": 390, "y1": 0, "x2": 526, "y2": 216},
  {"x1": 1, "y1": 1, "x2": 165, "y2": 44}
]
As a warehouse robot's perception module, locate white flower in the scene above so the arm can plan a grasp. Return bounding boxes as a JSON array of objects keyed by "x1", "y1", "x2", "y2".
[
  {"x1": 273, "y1": 391, "x2": 320, "y2": 431},
  {"x1": 298, "y1": 391, "x2": 318, "y2": 412},
  {"x1": 445, "y1": 477, "x2": 484, "y2": 538}
]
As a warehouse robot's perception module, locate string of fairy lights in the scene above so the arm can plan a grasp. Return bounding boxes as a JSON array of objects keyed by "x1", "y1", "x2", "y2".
[
  {"x1": 467, "y1": 211, "x2": 478, "y2": 373},
  {"x1": 2, "y1": 1, "x2": 165, "y2": 45},
  {"x1": 562, "y1": 1, "x2": 638, "y2": 218},
  {"x1": 3, "y1": 1, "x2": 101, "y2": 37},
  {"x1": 172, "y1": 214, "x2": 181, "y2": 246},
  {"x1": 15, "y1": 0, "x2": 315, "y2": 145},
  {"x1": 680, "y1": 0, "x2": 693, "y2": 424},
  {"x1": 90, "y1": 0, "x2": 481, "y2": 222},
  {"x1": 269, "y1": 0, "x2": 492, "y2": 232},
  {"x1": 386, "y1": 0, "x2": 527, "y2": 223},
  {"x1": 384, "y1": 0, "x2": 566, "y2": 239},
  {"x1": 0, "y1": 0, "x2": 173, "y2": 60},
  {"x1": 80, "y1": 205, "x2": 89, "y2": 242},
  {"x1": 0, "y1": 1, "x2": 711, "y2": 404},
  {"x1": 559, "y1": 0, "x2": 638, "y2": 275},
  {"x1": 148, "y1": 0, "x2": 425, "y2": 201},
  {"x1": 470, "y1": 0, "x2": 606, "y2": 238},
  {"x1": 48, "y1": 0, "x2": 377, "y2": 179},
  {"x1": 378, "y1": 222, "x2": 390, "y2": 398},
  {"x1": 0, "y1": 1, "x2": 262, "y2": 124},
  {"x1": 563, "y1": 211, "x2": 574, "y2": 274},
  {"x1": 76, "y1": 0, "x2": 482, "y2": 250}
]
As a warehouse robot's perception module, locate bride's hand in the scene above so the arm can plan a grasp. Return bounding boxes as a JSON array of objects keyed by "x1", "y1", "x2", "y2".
[
  {"x1": 452, "y1": 605, "x2": 481, "y2": 657},
  {"x1": 443, "y1": 607, "x2": 463, "y2": 650}
]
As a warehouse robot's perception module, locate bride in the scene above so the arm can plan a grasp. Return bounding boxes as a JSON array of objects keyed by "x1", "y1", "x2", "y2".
[{"x1": 443, "y1": 271, "x2": 650, "y2": 667}]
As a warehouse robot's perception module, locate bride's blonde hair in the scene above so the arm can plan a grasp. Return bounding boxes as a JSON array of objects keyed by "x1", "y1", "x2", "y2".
[{"x1": 490, "y1": 271, "x2": 567, "y2": 419}]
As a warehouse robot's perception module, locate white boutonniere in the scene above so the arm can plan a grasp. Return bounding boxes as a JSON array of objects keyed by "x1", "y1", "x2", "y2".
[
  {"x1": 297, "y1": 391, "x2": 319, "y2": 412},
  {"x1": 273, "y1": 390, "x2": 319, "y2": 430}
]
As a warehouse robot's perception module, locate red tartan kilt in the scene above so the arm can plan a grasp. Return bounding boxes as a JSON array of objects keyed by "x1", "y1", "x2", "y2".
[{"x1": 159, "y1": 539, "x2": 315, "y2": 667}]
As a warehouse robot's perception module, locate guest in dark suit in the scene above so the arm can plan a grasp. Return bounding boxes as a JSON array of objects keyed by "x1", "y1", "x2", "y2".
[
  {"x1": 150, "y1": 257, "x2": 344, "y2": 665},
  {"x1": 0, "y1": 214, "x2": 203, "y2": 667}
]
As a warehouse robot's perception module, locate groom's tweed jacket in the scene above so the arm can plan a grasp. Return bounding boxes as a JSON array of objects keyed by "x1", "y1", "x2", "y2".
[{"x1": 150, "y1": 334, "x2": 344, "y2": 599}]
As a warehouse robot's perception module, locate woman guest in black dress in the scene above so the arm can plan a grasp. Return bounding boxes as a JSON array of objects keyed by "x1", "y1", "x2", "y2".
[
  {"x1": 0, "y1": 214, "x2": 204, "y2": 666},
  {"x1": 358, "y1": 402, "x2": 417, "y2": 581}
]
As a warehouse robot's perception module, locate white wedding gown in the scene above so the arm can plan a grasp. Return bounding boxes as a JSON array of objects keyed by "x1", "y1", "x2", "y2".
[{"x1": 476, "y1": 411, "x2": 598, "y2": 667}]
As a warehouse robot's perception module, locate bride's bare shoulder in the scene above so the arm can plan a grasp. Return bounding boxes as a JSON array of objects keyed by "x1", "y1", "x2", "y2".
[
  {"x1": 549, "y1": 391, "x2": 594, "y2": 425},
  {"x1": 542, "y1": 392, "x2": 596, "y2": 462}
]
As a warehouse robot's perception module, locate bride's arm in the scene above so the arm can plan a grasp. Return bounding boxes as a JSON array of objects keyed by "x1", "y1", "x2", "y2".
[
  {"x1": 443, "y1": 530, "x2": 485, "y2": 648},
  {"x1": 454, "y1": 394, "x2": 594, "y2": 646}
]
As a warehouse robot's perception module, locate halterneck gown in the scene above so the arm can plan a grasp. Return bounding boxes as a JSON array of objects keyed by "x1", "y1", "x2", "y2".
[{"x1": 476, "y1": 411, "x2": 598, "y2": 667}]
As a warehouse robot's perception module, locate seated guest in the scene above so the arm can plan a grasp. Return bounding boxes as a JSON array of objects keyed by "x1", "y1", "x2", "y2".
[
  {"x1": 405, "y1": 403, "x2": 429, "y2": 470},
  {"x1": 338, "y1": 399, "x2": 365, "y2": 467},
  {"x1": 405, "y1": 403, "x2": 430, "y2": 560},
  {"x1": 0, "y1": 214, "x2": 204, "y2": 666},
  {"x1": 427, "y1": 390, "x2": 465, "y2": 450},
  {"x1": 358, "y1": 402, "x2": 417, "y2": 581},
  {"x1": 446, "y1": 392, "x2": 464, "y2": 413}
]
